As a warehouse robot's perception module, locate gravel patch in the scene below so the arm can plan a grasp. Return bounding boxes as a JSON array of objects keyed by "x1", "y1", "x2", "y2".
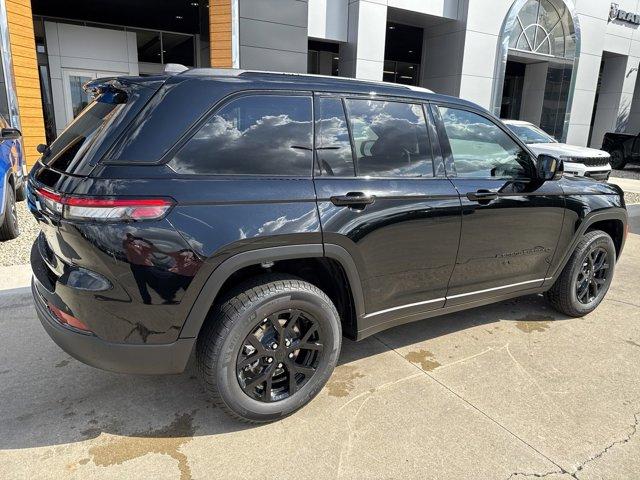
[
  {"x1": 0, "y1": 201, "x2": 39, "y2": 266},
  {"x1": 625, "y1": 191, "x2": 640, "y2": 205}
]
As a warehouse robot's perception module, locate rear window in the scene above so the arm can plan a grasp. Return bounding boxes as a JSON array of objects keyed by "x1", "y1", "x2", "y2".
[
  {"x1": 169, "y1": 94, "x2": 313, "y2": 176},
  {"x1": 42, "y1": 97, "x2": 125, "y2": 174}
]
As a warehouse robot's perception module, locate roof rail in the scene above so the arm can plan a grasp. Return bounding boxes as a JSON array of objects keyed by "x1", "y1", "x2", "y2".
[{"x1": 181, "y1": 68, "x2": 433, "y2": 92}]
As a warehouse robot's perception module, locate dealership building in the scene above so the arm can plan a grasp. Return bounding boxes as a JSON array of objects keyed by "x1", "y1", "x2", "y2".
[{"x1": 0, "y1": 0, "x2": 639, "y2": 167}]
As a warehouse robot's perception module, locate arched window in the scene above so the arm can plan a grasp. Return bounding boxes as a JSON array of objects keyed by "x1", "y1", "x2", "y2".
[{"x1": 509, "y1": 0, "x2": 576, "y2": 59}]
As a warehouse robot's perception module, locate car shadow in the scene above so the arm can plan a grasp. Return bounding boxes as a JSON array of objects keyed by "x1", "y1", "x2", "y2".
[{"x1": 0, "y1": 293, "x2": 571, "y2": 451}]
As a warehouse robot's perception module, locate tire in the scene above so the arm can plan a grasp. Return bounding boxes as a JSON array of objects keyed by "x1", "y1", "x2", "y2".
[
  {"x1": 15, "y1": 183, "x2": 26, "y2": 202},
  {"x1": 196, "y1": 274, "x2": 342, "y2": 423},
  {"x1": 0, "y1": 184, "x2": 20, "y2": 240},
  {"x1": 545, "y1": 230, "x2": 616, "y2": 317},
  {"x1": 609, "y1": 149, "x2": 626, "y2": 170}
]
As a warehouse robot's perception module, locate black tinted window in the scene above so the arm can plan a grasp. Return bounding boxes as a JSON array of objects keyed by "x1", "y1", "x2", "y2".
[
  {"x1": 170, "y1": 95, "x2": 313, "y2": 176},
  {"x1": 43, "y1": 99, "x2": 124, "y2": 173},
  {"x1": 345, "y1": 99, "x2": 433, "y2": 177},
  {"x1": 439, "y1": 107, "x2": 532, "y2": 178},
  {"x1": 315, "y1": 97, "x2": 354, "y2": 176}
]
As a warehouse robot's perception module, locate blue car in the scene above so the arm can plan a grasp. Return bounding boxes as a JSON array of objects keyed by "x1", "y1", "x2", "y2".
[{"x1": 0, "y1": 113, "x2": 24, "y2": 240}]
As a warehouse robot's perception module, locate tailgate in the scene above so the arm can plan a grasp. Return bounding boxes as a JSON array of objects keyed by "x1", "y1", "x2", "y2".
[{"x1": 28, "y1": 77, "x2": 164, "y2": 268}]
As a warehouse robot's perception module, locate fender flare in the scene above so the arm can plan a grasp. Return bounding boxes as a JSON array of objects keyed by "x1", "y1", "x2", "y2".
[
  {"x1": 546, "y1": 207, "x2": 628, "y2": 283},
  {"x1": 179, "y1": 244, "x2": 365, "y2": 338}
]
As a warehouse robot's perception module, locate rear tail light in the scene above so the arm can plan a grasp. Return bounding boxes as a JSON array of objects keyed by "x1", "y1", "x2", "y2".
[
  {"x1": 48, "y1": 302, "x2": 91, "y2": 332},
  {"x1": 36, "y1": 188, "x2": 173, "y2": 221}
]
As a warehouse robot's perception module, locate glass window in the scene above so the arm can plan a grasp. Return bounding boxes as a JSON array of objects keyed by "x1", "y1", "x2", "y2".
[
  {"x1": 43, "y1": 100, "x2": 125, "y2": 173},
  {"x1": 315, "y1": 97, "x2": 354, "y2": 176},
  {"x1": 69, "y1": 74, "x2": 93, "y2": 118},
  {"x1": 509, "y1": 0, "x2": 576, "y2": 59},
  {"x1": 506, "y1": 123, "x2": 556, "y2": 144},
  {"x1": 345, "y1": 99, "x2": 433, "y2": 177},
  {"x1": 163, "y1": 33, "x2": 195, "y2": 66},
  {"x1": 439, "y1": 107, "x2": 533, "y2": 179},
  {"x1": 134, "y1": 30, "x2": 162, "y2": 64},
  {"x1": 170, "y1": 95, "x2": 313, "y2": 176}
]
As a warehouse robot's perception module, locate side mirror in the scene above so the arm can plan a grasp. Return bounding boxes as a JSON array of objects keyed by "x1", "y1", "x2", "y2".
[
  {"x1": 537, "y1": 154, "x2": 563, "y2": 181},
  {"x1": 36, "y1": 143, "x2": 49, "y2": 154},
  {"x1": 0, "y1": 127, "x2": 21, "y2": 141}
]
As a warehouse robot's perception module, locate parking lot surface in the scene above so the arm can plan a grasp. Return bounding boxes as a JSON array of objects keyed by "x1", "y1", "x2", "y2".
[{"x1": 1, "y1": 234, "x2": 639, "y2": 480}]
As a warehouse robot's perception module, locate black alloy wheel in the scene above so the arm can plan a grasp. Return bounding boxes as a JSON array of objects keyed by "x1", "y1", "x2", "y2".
[
  {"x1": 545, "y1": 230, "x2": 616, "y2": 317},
  {"x1": 196, "y1": 275, "x2": 341, "y2": 423},
  {"x1": 236, "y1": 309, "x2": 323, "y2": 402},
  {"x1": 575, "y1": 246, "x2": 610, "y2": 305}
]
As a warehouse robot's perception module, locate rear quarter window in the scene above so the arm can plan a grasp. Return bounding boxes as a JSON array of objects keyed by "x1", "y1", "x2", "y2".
[
  {"x1": 169, "y1": 94, "x2": 313, "y2": 176},
  {"x1": 42, "y1": 99, "x2": 125, "y2": 174}
]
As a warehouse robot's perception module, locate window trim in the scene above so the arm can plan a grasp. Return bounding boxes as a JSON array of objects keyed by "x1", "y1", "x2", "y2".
[
  {"x1": 164, "y1": 89, "x2": 316, "y2": 178},
  {"x1": 432, "y1": 102, "x2": 537, "y2": 181}
]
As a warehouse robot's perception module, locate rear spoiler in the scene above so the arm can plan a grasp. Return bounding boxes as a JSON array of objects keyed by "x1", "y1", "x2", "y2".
[{"x1": 82, "y1": 76, "x2": 168, "y2": 104}]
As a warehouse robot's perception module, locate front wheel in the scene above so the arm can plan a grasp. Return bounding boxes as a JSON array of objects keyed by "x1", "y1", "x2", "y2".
[
  {"x1": 196, "y1": 275, "x2": 342, "y2": 423},
  {"x1": 609, "y1": 149, "x2": 626, "y2": 170},
  {"x1": 545, "y1": 230, "x2": 616, "y2": 317}
]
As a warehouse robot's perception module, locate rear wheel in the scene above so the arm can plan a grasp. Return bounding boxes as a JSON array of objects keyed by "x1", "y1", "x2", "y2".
[
  {"x1": 0, "y1": 184, "x2": 19, "y2": 240},
  {"x1": 196, "y1": 275, "x2": 341, "y2": 423},
  {"x1": 15, "y1": 183, "x2": 26, "y2": 202},
  {"x1": 545, "y1": 230, "x2": 615, "y2": 317},
  {"x1": 609, "y1": 149, "x2": 626, "y2": 170}
]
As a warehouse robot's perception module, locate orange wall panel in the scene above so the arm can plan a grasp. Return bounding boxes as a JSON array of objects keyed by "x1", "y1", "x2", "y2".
[
  {"x1": 210, "y1": 0, "x2": 233, "y2": 68},
  {"x1": 5, "y1": 0, "x2": 45, "y2": 168}
]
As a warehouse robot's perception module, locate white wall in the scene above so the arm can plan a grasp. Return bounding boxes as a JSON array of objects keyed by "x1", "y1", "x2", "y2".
[
  {"x1": 566, "y1": 0, "x2": 640, "y2": 146},
  {"x1": 45, "y1": 22, "x2": 138, "y2": 135},
  {"x1": 308, "y1": 0, "x2": 348, "y2": 41},
  {"x1": 339, "y1": 0, "x2": 388, "y2": 79}
]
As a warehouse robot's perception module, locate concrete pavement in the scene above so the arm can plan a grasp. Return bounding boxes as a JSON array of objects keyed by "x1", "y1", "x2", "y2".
[
  {"x1": 0, "y1": 235, "x2": 639, "y2": 479},
  {"x1": 610, "y1": 177, "x2": 640, "y2": 194}
]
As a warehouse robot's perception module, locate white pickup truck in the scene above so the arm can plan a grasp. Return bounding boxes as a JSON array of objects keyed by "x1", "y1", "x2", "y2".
[{"x1": 503, "y1": 119, "x2": 611, "y2": 181}]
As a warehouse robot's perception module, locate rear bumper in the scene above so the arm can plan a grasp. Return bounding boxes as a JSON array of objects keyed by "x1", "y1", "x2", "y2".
[{"x1": 32, "y1": 278, "x2": 194, "y2": 374}]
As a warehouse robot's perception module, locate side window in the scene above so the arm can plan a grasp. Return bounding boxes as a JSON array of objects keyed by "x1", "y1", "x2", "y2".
[
  {"x1": 438, "y1": 107, "x2": 533, "y2": 179},
  {"x1": 345, "y1": 99, "x2": 433, "y2": 177},
  {"x1": 315, "y1": 97, "x2": 355, "y2": 176},
  {"x1": 170, "y1": 95, "x2": 313, "y2": 175}
]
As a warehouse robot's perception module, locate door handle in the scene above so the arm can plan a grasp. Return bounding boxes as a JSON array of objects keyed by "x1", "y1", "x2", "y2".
[
  {"x1": 466, "y1": 190, "x2": 498, "y2": 203},
  {"x1": 330, "y1": 192, "x2": 375, "y2": 208}
]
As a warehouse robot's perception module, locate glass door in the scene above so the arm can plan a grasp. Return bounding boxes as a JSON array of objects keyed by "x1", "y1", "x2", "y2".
[{"x1": 62, "y1": 69, "x2": 119, "y2": 127}]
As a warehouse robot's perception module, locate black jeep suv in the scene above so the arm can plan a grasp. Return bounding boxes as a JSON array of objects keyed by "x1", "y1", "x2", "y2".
[{"x1": 28, "y1": 70, "x2": 627, "y2": 422}]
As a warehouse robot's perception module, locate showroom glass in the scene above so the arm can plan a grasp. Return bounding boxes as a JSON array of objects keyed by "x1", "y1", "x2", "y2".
[
  {"x1": 170, "y1": 95, "x2": 313, "y2": 176},
  {"x1": 315, "y1": 97, "x2": 355, "y2": 176},
  {"x1": 345, "y1": 99, "x2": 433, "y2": 177},
  {"x1": 69, "y1": 75, "x2": 93, "y2": 118},
  {"x1": 439, "y1": 107, "x2": 532, "y2": 178},
  {"x1": 509, "y1": 0, "x2": 576, "y2": 59}
]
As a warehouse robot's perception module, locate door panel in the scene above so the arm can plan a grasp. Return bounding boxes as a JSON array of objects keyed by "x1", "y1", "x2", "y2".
[
  {"x1": 445, "y1": 178, "x2": 564, "y2": 304},
  {"x1": 316, "y1": 178, "x2": 461, "y2": 319},
  {"x1": 434, "y1": 104, "x2": 565, "y2": 305}
]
